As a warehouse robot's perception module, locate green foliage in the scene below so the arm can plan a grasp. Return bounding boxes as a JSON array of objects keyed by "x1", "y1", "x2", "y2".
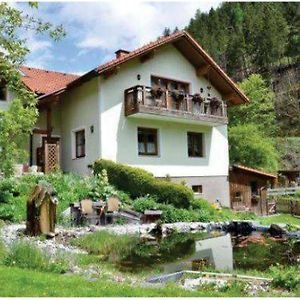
[
  {"x1": 93, "y1": 159, "x2": 193, "y2": 208},
  {"x1": 229, "y1": 124, "x2": 279, "y2": 172},
  {"x1": 270, "y1": 265, "x2": 300, "y2": 291},
  {"x1": 276, "y1": 137, "x2": 300, "y2": 172},
  {"x1": 187, "y1": 3, "x2": 294, "y2": 76},
  {"x1": 132, "y1": 195, "x2": 159, "y2": 213},
  {"x1": 229, "y1": 74, "x2": 277, "y2": 136},
  {"x1": 4, "y1": 241, "x2": 68, "y2": 273},
  {"x1": 87, "y1": 170, "x2": 118, "y2": 201},
  {"x1": 0, "y1": 172, "x2": 130, "y2": 223},
  {"x1": 0, "y1": 3, "x2": 65, "y2": 176},
  {"x1": 72, "y1": 231, "x2": 139, "y2": 263}
]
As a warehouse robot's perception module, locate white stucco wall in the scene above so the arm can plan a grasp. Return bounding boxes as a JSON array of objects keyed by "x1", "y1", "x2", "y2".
[
  {"x1": 59, "y1": 77, "x2": 100, "y2": 175},
  {"x1": 99, "y1": 44, "x2": 229, "y2": 178}
]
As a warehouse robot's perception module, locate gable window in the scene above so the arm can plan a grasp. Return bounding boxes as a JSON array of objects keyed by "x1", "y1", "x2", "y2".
[
  {"x1": 187, "y1": 132, "x2": 204, "y2": 157},
  {"x1": 0, "y1": 83, "x2": 7, "y2": 101},
  {"x1": 138, "y1": 127, "x2": 158, "y2": 156},
  {"x1": 75, "y1": 129, "x2": 85, "y2": 158}
]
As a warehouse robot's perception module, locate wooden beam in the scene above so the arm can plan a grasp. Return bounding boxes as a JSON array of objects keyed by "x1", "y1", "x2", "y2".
[
  {"x1": 196, "y1": 64, "x2": 210, "y2": 77},
  {"x1": 38, "y1": 95, "x2": 60, "y2": 108},
  {"x1": 46, "y1": 107, "x2": 52, "y2": 138},
  {"x1": 224, "y1": 92, "x2": 241, "y2": 104},
  {"x1": 33, "y1": 128, "x2": 49, "y2": 135}
]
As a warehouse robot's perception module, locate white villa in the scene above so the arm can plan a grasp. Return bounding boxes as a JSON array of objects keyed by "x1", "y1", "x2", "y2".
[{"x1": 0, "y1": 31, "x2": 249, "y2": 207}]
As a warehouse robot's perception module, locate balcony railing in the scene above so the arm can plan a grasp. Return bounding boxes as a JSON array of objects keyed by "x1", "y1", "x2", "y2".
[{"x1": 124, "y1": 85, "x2": 227, "y2": 124}]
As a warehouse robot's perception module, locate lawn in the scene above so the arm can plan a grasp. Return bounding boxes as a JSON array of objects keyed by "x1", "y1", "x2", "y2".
[
  {"x1": 0, "y1": 265, "x2": 249, "y2": 297},
  {"x1": 258, "y1": 214, "x2": 300, "y2": 227}
]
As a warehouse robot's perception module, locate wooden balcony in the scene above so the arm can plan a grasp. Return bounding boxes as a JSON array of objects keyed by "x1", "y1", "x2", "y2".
[{"x1": 124, "y1": 85, "x2": 228, "y2": 125}]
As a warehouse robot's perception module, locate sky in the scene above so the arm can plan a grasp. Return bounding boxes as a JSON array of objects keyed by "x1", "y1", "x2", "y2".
[{"x1": 19, "y1": 1, "x2": 222, "y2": 75}]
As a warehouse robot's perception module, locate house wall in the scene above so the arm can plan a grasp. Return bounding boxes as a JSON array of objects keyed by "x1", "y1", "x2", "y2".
[
  {"x1": 59, "y1": 77, "x2": 100, "y2": 175},
  {"x1": 99, "y1": 44, "x2": 230, "y2": 205}
]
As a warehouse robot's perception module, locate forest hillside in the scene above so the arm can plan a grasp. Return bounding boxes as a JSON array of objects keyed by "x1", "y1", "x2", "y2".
[{"x1": 185, "y1": 2, "x2": 300, "y2": 171}]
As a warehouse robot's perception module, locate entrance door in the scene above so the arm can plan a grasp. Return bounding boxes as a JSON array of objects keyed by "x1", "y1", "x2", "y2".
[{"x1": 43, "y1": 137, "x2": 60, "y2": 173}]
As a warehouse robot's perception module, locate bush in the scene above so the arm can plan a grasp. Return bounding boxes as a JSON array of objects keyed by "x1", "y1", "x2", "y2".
[
  {"x1": 4, "y1": 241, "x2": 68, "y2": 273},
  {"x1": 93, "y1": 160, "x2": 193, "y2": 208},
  {"x1": 0, "y1": 171, "x2": 132, "y2": 223},
  {"x1": 132, "y1": 195, "x2": 159, "y2": 213},
  {"x1": 270, "y1": 265, "x2": 300, "y2": 291}
]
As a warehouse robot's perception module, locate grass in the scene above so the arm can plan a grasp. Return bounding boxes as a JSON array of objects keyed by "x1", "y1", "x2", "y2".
[
  {"x1": 258, "y1": 214, "x2": 300, "y2": 227},
  {"x1": 72, "y1": 231, "x2": 139, "y2": 262},
  {"x1": 1, "y1": 265, "x2": 297, "y2": 297},
  {"x1": 3, "y1": 241, "x2": 69, "y2": 273}
]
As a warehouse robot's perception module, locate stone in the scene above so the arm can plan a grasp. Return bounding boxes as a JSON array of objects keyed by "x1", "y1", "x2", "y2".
[
  {"x1": 226, "y1": 221, "x2": 254, "y2": 235},
  {"x1": 268, "y1": 224, "x2": 286, "y2": 237}
]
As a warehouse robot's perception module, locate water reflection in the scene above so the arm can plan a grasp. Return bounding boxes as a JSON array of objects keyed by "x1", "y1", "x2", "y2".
[{"x1": 163, "y1": 234, "x2": 233, "y2": 273}]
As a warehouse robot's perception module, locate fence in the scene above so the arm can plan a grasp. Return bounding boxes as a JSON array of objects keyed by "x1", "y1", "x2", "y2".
[{"x1": 267, "y1": 187, "x2": 300, "y2": 216}]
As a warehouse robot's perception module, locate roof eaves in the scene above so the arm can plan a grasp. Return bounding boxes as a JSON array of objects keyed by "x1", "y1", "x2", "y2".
[
  {"x1": 232, "y1": 164, "x2": 277, "y2": 178},
  {"x1": 182, "y1": 31, "x2": 249, "y2": 104}
]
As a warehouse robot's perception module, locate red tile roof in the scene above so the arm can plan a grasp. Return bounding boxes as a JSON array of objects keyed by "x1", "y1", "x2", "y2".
[
  {"x1": 20, "y1": 66, "x2": 79, "y2": 95},
  {"x1": 36, "y1": 30, "x2": 250, "y2": 106}
]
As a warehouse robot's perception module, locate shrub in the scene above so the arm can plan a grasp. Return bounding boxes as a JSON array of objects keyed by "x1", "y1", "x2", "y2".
[
  {"x1": 93, "y1": 160, "x2": 193, "y2": 208},
  {"x1": 4, "y1": 241, "x2": 68, "y2": 273},
  {"x1": 132, "y1": 195, "x2": 158, "y2": 213},
  {"x1": 270, "y1": 265, "x2": 300, "y2": 291}
]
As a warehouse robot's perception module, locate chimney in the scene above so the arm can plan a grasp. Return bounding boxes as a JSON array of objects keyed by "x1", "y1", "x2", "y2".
[{"x1": 115, "y1": 49, "x2": 130, "y2": 59}]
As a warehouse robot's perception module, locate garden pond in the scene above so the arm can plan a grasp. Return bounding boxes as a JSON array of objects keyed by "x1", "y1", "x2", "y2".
[{"x1": 117, "y1": 231, "x2": 300, "y2": 274}]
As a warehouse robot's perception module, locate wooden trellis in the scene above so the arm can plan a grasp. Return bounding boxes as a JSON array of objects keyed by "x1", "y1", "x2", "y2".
[{"x1": 44, "y1": 142, "x2": 60, "y2": 173}]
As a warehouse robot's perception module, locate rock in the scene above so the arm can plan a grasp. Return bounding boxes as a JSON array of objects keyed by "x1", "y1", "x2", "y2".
[
  {"x1": 61, "y1": 207, "x2": 71, "y2": 218},
  {"x1": 226, "y1": 221, "x2": 254, "y2": 235},
  {"x1": 140, "y1": 233, "x2": 156, "y2": 241},
  {"x1": 268, "y1": 224, "x2": 286, "y2": 237},
  {"x1": 149, "y1": 224, "x2": 163, "y2": 236}
]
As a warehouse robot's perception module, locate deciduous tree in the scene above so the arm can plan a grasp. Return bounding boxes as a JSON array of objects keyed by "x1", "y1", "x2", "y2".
[{"x1": 0, "y1": 3, "x2": 65, "y2": 176}]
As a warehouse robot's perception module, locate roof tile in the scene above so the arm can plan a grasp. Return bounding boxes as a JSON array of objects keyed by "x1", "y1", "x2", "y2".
[{"x1": 20, "y1": 66, "x2": 79, "y2": 95}]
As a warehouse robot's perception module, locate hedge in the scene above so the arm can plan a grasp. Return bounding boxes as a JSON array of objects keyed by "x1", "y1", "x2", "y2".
[{"x1": 93, "y1": 159, "x2": 193, "y2": 208}]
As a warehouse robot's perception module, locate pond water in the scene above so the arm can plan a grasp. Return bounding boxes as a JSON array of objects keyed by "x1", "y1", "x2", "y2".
[{"x1": 118, "y1": 231, "x2": 300, "y2": 273}]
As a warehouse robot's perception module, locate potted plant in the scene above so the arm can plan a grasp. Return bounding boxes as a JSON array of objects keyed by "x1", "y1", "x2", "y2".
[
  {"x1": 209, "y1": 96, "x2": 222, "y2": 109},
  {"x1": 151, "y1": 87, "x2": 164, "y2": 99},
  {"x1": 192, "y1": 93, "x2": 203, "y2": 103},
  {"x1": 171, "y1": 89, "x2": 185, "y2": 101}
]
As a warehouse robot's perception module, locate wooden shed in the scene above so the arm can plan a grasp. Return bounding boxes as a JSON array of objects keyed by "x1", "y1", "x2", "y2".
[{"x1": 229, "y1": 165, "x2": 277, "y2": 215}]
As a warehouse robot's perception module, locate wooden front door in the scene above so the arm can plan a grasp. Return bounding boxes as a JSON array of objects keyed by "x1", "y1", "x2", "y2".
[{"x1": 43, "y1": 137, "x2": 60, "y2": 173}]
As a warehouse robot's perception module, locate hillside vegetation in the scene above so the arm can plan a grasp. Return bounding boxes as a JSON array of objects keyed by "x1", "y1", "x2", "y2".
[{"x1": 186, "y1": 2, "x2": 299, "y2": 138}]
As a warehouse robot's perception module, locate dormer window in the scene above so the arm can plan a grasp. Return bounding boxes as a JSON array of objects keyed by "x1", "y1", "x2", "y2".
[{"x1": 0, "y1": 82, "x2": 7, "y2": 101}]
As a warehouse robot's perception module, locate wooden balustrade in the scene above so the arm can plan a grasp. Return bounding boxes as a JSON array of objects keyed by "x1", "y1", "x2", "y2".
[{"x1": 124, "y1": 85, "x2": 228, "y2": 124}]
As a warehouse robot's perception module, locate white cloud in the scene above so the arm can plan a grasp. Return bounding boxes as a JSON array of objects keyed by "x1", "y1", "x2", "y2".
[
  {"x1": 55, "y1": 1, "x2": 221, "y2": 57},
  {"x1": 15, "y1": 1, "x2": 222, "y2": 69}
]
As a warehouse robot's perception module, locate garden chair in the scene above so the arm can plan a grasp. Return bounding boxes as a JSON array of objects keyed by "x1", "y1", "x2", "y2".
[{"x1": 79, "y1": 199, "x2": 100, "y2": 225}]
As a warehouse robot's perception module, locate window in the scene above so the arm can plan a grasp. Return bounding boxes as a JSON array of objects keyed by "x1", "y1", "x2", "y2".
[
  {"x1": 75, "y1": 130, "x2": 85, "y2": 158},
  {"x1": 138, "y1": 127, "x2": 158, "y2": 156},
  {"x1": 192, "y1": 185, "x2": 203, "y2": 194},
  {"x1": 187, "y1": 132, "x2": 204, "y2": 157},
  {"x1": 0, "y1": 83, "x2": 7, "y2": 101}
]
